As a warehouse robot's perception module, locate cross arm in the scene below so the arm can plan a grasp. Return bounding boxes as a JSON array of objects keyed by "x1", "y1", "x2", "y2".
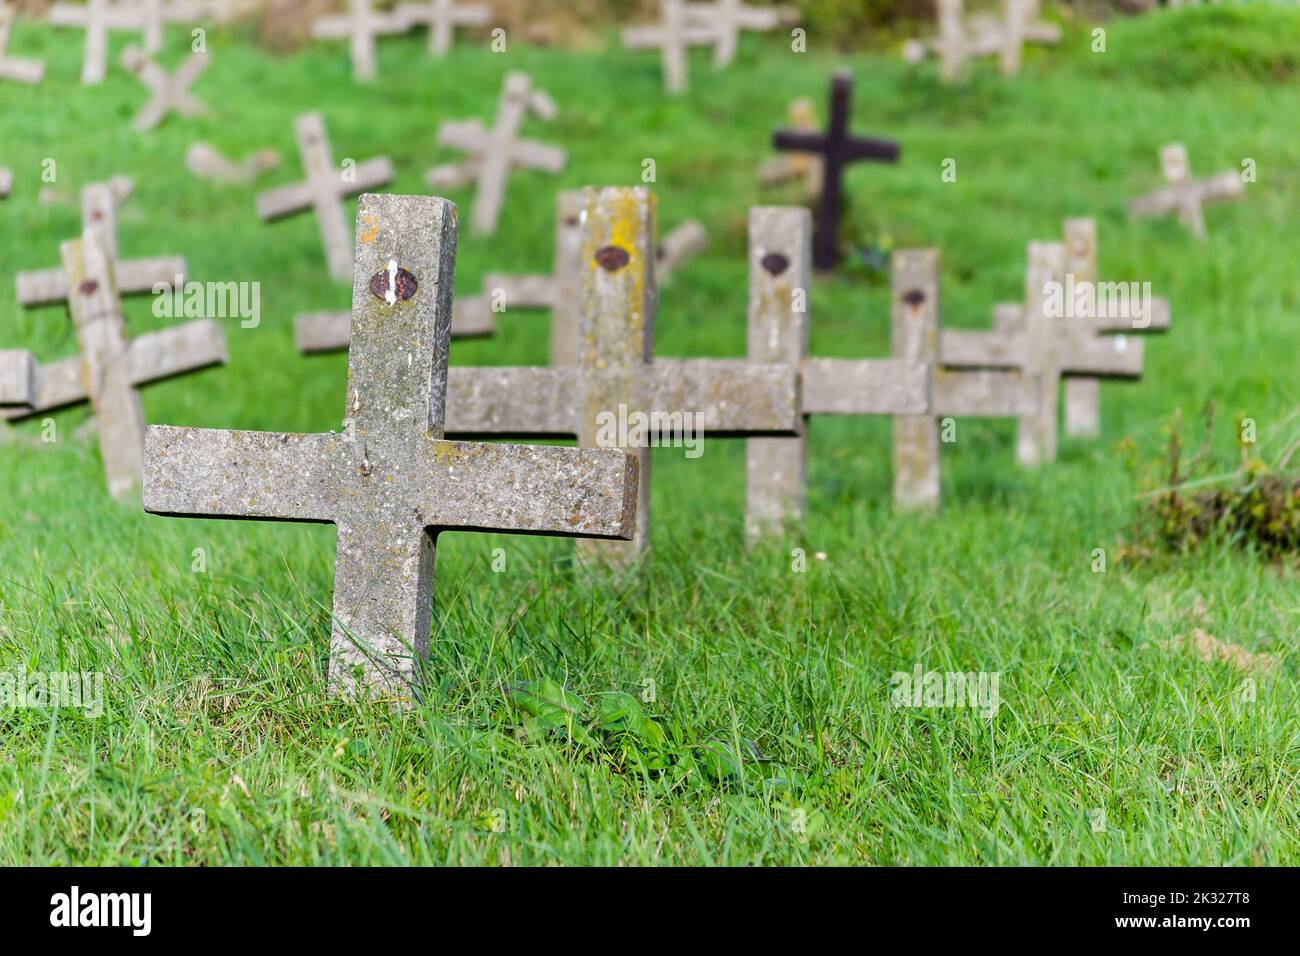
[
  {"x1": 1057, "y1": 331, "x2": 1144, "y2": 378},
  {"x1": 933, "y1": 370, "x2": 1038, "y2": 417},
  {"x1": 772, "y1": 130, "x2": 825, "y2": 153},
  {"x1": 801, "y1": 358, "x2": 930, "y2": 415},
  {"x1": 256, "y1": 182, "x2": 314, "y2": 221},
  {"x1": 127, "y1": 320, "x2": 229, "y2": 385},
  {"x1": 843, "y1": 137, "x2": 902, "y2": 162},
  {"x1": 143, "y1": 426, "x2": 340, "y2": 523},
  {"x1": 481, "y1": 274, "x2": 558, "y2": 310},
  {"x1": 444, "y1": 366, "x2": 579, "y2": 436},
  {"x1": 0, "y1": 351, "x2": 36, "y2": 407},
  {"x1": 647, "y1": 359, "x2": 802, "y2": 435},
  {"x1": 940, "y1": 329, "x2": 1027, "y2": 369}
]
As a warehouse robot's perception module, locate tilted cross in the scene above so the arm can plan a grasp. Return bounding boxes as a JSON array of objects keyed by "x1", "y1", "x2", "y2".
[
  {"x1": 10, "y1": 229, "x2": 228, "y2": 497},
  {"x1": 49, "y1": 0, "x2": 150, "y2": 84},
  {"x1": 311, "y1": 0, "x2": 408, "y2": 82},
  {"x1": 939, "y1": 241, "x2": 1145, "y2": 466},
  {"x1": 186, "y1": 141, "x2": 281, "y2": 184},
  {"x1": 759, "y1": 98, "x2": 823, "y2": 198},
  {"x1": 698, "y1": 0, "x2": 795, "y2": 67},
  {"x1": 143, "y1": 193, "x2": 640, "y2": 697},
  {"x1": 904, "y1": 0, "x2": 1060, "y2": 80},
  {"x1": 1128, "y1": 143, "x2": 1245, "y2": 239},
  {"x1": 397, "y1": 0, "x2": 489, "y2": 57},
  {"x1": 0, "y1": 350, "x2": 36, "y2": 407},
  {"x1": 426, "y1": 72, "x2": 566, "y2": 236},
  {"x1": 621, "y1": 0, "x2": 719, "y2": 95},
  {"x1": 17, "y1": 181, "x2": 187, "y2": 306},
  {"x1": 0, "y1": 4, "x2": 44, "y2": 85},
  {"x1": 122, "y1": 44, "x2": 209, "y2": 131},
  {"x1": 772, "y1": 70, "x2": 899, "y2": 271},
  {"x1": 256, "y1": 112, "x2": 394, "y2": 281}
]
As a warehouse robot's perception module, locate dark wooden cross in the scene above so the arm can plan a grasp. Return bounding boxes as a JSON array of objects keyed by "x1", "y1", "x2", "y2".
[{"x1": 772, "y1": 69, "x2": 899, "y2": 270}]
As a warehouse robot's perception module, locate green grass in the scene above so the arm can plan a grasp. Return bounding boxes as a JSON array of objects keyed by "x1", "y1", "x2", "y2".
[{"x1": 1, "y1": 7, "x2": 1298, "y2": 865}]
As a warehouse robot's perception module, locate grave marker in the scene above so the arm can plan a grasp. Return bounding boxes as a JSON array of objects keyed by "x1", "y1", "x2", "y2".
[
  {"x1": 49, "y1": 0, "x2": 149, "y2": 84},
  {"x1": 426, "y1": 72, "x2": 566, "y2": 236},
  {"x1": 16, "y1": 181, "x2": 187, "y2": 306},
  {"x1": 123, "y1": 44, "x2": 210, "y2": 131},
  {"x1": 700, "y1": 0, "x2": 796, "y2": 68},
  {"x1": 398, "y1": 0, "x2": 489, "y2": 57},
  {"x1": 0, "y1": 4, "x2": 44, "y2": 85},
  {"x1": 1128, "y1": 143, "x2": 1245, "y2": 239},
  {"x1": 143, "y1": 193, "x2": 639, "y2": 697},
  {"x1": 771, "y1": 70, "x2": 899, "y2": 270},
  {"x1": 256, "y1": 112, "x2": 394, "y2": 281},
  {"x1": 622, "y1": 0, "x2": 718, "y2": 94},
  {"x1": 186, "y1": 142, "x2": 281, "y2": 184},
  {"x1": 904, "y1": 0, "x2": 1060, "y2": 80},
  {"x1": 311, "y1": 0, "x2": 409, "y2": 81},
  {"x1": 759, "y1": 98, "x2": 823, "y2": 198}
]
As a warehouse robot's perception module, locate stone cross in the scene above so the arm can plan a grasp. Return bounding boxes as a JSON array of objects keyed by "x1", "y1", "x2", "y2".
[
  {"x1": 939, "y1": 241, "x2": 1145, "y2": 466},
  {"x1": 256, "y1": 112, "x2": 394, "y2": 281},
  {"x1": 0, "y1": 350, "x2": 36, "y2": 407},
  {"x1": 758, "y1": 98, "x2": 823, "y2": 198},
  {"x1": 0, "y1": 4, "x2": 44, "y2": 85},
  {"x1": 1128, "y1": 143, "x2": 1245, "y2": 239},
  {"x1": 185, "y1": 141, "x2": 281, "y2": 184},
  {"x1": 123, "y1": 45, "x2": 209, "y2": 131},
  {"x1": 439, "y1": 187, "x2": 800, "y2": 566},
  {"x1": 311, "y1": 0, "x2": 409, "y2": 81},
  {"x1": 17, "y1": 181, "x2": 187, "y2": 306},
  {"x1": 49, "y1": 0, "x2": 149, "y2": 85},
  {"x1": 903, "y1": 0, "x2": 1060, "y2": 80},
  {"x1": 772, "y1": 70, "x2": 900, "y2": 270},
  {"x1": 296, "y1": 292, "x2": 496, "y2": 352},
  {"x1": 397, "y1": 0, "x2": 489, "y2": 57},
  {"x1": 142, "y1": 193, "x2": 639, "y2": 698},
  {"x1": 426, "y1": 72, "x2": 566, "y2": 236},
  {"x1": 699, "y1": 0, "x2": 796, "y2": 68},
  {"x1": 744, "y1": 206, "x2": 930, "y2": 536},
  {"x1": 135, "y1": 0, "x2": 215, "y2": 53},
  {"x1": 622, "y1": 0, "x2": 719, "y2": 95}
]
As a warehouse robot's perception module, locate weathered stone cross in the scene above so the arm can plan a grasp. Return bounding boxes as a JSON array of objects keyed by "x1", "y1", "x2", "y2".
[
  {"x1": 135, "y1": 0, "x2": 215, "y2": 53},
  {"x1": 311, "y1": 0, "x2": 408, "y2": 81},
  {"x1": 256, "y1": 112, "x2": 394, "y2": 282},
  {"x1": 16, "y1": 180, "x2": 187, "y2": 306},
  {"x1": 49, "y1": 0, "x2": 150, "y2": 85},
  {"x1": 143, "y1": 193, "x2": 639, "y2": 697},
  {"x1": 426, "y1": 72, "x2": 566, "y2": 237},
  {"x1": 759, "y1": 98, "x2": 823, "y2": 198},
  {"x1": 939, "y1": 241, "x2": 1145, "y2": 466},
  {"x1": 1128, "y1": 143, "x2": 1245, "y2": 239},
  {"x1": 772, "y1": 70, "x2": 900, "y2": 271},
  {"x1": 0, "y1": 350, "x2": 36, "y2": 407},
  {"x1": 397, "y1": 0, "x2": 489, "y2": 57},
  {"x1": 186, "y1": 141, "x2": 281, "y2": 184},
  {"x1": 904, "y1": 0, "x2": 1060, "y2": 80},
  {"x1": 122, "y1": 44, "x2": 209, "y2": 131},
  {"x1": 621, "y1": 0, "x2": 719, "y2": 95},
  {"x1": 0, "y1": 4, "x2": 44, "y2": 85},
  {"x1": 8, "y1": 228, "x2": 228, "y2": 497},
  {"x1": 698, "y1": 0, "x2": 796, "y2": 68}
]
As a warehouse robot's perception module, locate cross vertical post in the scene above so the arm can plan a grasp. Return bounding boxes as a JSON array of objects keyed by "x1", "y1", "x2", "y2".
[
  {"x1": 891, "y1": 249, "x2": 941, "y2": 511},
  {"x1": 1015, "y1": 241, "x2": 1063, "y2": 467}
]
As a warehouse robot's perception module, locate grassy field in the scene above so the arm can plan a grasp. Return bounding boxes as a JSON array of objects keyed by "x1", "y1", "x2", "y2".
[{"x1": 0, "y1": 7, "x2": 1298, "y2": 866}]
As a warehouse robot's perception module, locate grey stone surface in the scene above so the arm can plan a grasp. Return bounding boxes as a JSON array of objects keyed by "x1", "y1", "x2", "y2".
[
  {"x1": 0, "y1": 4, "x2": 44, "y2": 85},
  {"x1": 143, "y1": 194, "x2": 639, "y2": 698},
  {"x1": 49, "y1": 0, "x2": 147, "y2": 84},
  {"x1": 891, "y1": 249, "x2": 942, "y2": 511},
  {"x1": 758, "y1": 98, "x2": 823, "y2": 198},
  {"x1": 0, "y1": 350, "x2": 36, "y2": 407},
  {"x1": 1129, "y1": 142, "x2": 1245, "y2": 239},
  {"x1": 186, "y1": 142, "x2": 281, "y2": 184},
  {"x1": 426, "y1": 72, "x2": 565, "y2": 236},
  {"x1": 257, "y1": 112, "x2": 394, "y2": 281},
  {"x1": 622, "y1": 0, "x2": 718, "y2": 94},
  {"x1": 17, "y1": 180, "x2": 187, "y2": 306},
  {"x1": 311, "y1": 0, "x2": 408, "y2": 81},
  {"x1": 397, "y1": 0, "x2": 489, "y2": 56},
  {"x1": 123, "y1": 44, "x2": 209, "y2": 131},
  {"x1": 295, "y1": 292, "x2": 496, "y2": 352}
]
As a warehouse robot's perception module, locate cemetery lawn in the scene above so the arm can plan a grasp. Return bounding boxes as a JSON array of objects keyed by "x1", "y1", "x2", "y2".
[{"x1": 1, "y1": 8, "x2": 1298, "y2": 866}]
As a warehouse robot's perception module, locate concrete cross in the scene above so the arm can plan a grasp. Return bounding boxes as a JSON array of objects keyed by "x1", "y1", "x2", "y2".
[
  {"x1": 438, "y1": 187, "x2": 799, "y2": 566},
  {"x1": 0, "y1": 4, "x2": 44, "y2": 85},
  {"x1": 0, "y1": 350, "x2": 36, "y2": 407},
  {"x1": 903, "y1": 0, "x2": 1060, "y2": 80},
  {"x1": 1128, "y1": 143, "x2": 1245, "y2": 239},
  {"x1": 143, "y1": 193, "x2": 639, "y2": 698},
  {"x1": 397, "y1": 0, "x2": 489, "y2": 57},
  {"x1": 256, "y1": 112, "x2": 394, "y2": 282},
  {"x1": 759, "y1": 98, "x2": 823, "y2": 198},
  {"x1": 311, "y1": 0, "x2": 408, "y2": 81},
  {"x1": 697, "y1": 0, "x2": 796, "y2": 68},
  {"x1": 939, "y1": 241, "x2": 1145, "y2": 466},
  {"x1": 49, "y1": 0, "x2": 150, "y2": 85},
  {"x1": 135, "y1": 0, "x2": 215, "y2": 53},
  {"x1": 17, "y1": 181, "x2": 187, "y2": 306},
  {"x1": 744, "y1": 206, "x2": 930, "y2": 537},
  {"x1": 622, "y1": 0, "x2": 718, "y2": 95},
  {"x1": 772, "y1": 70, "x2": 900, "y2": 270},
  {"x1": 426, "y1": 72, "x2": 566, "y2": 236},
  {"x1": 185, "y1": 141, "x2": 281, "y2": 184},
  {"x1": 122, "y1": 44, "x2": 209, "y2": 131}
]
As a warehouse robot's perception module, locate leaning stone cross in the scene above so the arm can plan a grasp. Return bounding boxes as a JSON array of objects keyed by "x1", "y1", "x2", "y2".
[
  {"x1": 759, "y1": 98, "x2": 823, "y2": 197},
  {"x1": 123, "y1": 44, "x2": 210, "y2": 131},
  {"x1": 621, "y1": 0, "x2": 719, "y2": 94},
  {"x1": 143, "y1": 193, "x2": 639, "y2": 698},
  {"x1": 1128, "y1": 143, "x2": 1245, "y2": 239},
  {"x1": 0, "y1": 4, "x2": 44, "y2": 85},
  {"x1": 17, "y1": 181, "x2": 187, "y2": 306},
  {"x1": 311, "y1": 0, "x2": 408, "y2": 81},
  {"x1": 772, "y1": 70, "x2": 900, "y2": 270},
  {"x1": 257, "y1": 112, "x2": 394, "y2": 281},
  {"x1": 398, "y1": 0, "x2": 489, "y2": 57},
  {"x1": 426, "y1": 71, "x2": 566, "y2": 236}
]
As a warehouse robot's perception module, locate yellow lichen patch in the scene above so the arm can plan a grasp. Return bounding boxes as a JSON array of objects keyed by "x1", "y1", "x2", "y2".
[{"x1": 359, "y1": 214, "x2": 381, "y2": 246}]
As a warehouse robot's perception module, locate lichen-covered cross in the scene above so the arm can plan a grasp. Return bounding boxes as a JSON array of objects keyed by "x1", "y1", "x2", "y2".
[
  {"x1": 1128, "y1": 143, "x2": 1245, "y2": 239},
  {"x1": 311, "y1": 0, "x2": 408, "y2": 81},
  {"x1": 143, "y1": 194, "x2": 639, "y2": 698}
]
